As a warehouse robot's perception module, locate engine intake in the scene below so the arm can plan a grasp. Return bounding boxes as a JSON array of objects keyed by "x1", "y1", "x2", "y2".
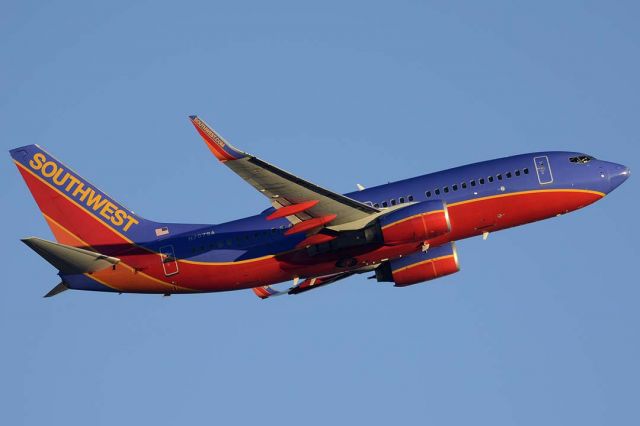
[
  {"x1": 378, "y1": 200, "x2": 451, "y2": 245},
  {"x1": 376, "y1": 242, "x2": 460, "y2": 287}
]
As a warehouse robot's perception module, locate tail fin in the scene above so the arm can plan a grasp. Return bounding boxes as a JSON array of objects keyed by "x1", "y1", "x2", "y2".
[{"x1": 10, "y1": 145, "x2": 155, "y2": 250}]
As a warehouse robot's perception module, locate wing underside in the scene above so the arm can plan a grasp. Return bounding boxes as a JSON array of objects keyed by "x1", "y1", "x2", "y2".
[{"x1": 189, "y1": 116, "x2": 379, "y2": 230}]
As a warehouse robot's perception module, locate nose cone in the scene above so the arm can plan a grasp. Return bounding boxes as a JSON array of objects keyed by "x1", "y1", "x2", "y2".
[{"x1": 608, "y1": 163, "x2": 630, "y2": 192}]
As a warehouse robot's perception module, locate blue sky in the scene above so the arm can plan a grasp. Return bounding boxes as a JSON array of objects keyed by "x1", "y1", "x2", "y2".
[{"x1": 1, "y1": 1, "x2": 638, "y2": 424}]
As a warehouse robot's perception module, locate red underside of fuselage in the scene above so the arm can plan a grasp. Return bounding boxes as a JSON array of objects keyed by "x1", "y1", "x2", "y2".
[{"x1": 20, "y1": 163, "x2": 602, "y2": 293}]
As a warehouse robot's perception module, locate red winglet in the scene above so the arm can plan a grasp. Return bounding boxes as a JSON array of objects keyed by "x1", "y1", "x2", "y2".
[
  {"x1": 266, "y1": 200, "x2": 319, "y2": 221},
  {"x1": 284, "y1": 214, "x2": 337, "y2": 236},
  {"x1": 189, "y1": 116, "x2": 245, "y2": 162},
  {"x1": 252, "y1": 287, "x2": 271, "y2": 299}
]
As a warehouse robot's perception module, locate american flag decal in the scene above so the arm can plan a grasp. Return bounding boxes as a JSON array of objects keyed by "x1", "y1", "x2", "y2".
[{"x1": 155, "y1": 227, "x2": 169, "y2": 237}]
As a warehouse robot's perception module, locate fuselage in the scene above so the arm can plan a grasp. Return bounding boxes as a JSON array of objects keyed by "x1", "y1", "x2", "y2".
[{"x1": 60, "y1": 151, "x2": 629, "y2": 294}]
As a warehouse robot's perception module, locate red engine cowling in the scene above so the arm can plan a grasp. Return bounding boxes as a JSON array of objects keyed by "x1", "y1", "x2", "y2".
[
  {"x1": 378, "y1": 200, "x2": 451, "y2": 244},
  {"x1": 376, "y1": 242, "x2": 460, "y2": 287}
]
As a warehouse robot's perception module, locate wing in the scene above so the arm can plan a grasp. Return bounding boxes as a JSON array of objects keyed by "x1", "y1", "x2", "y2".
[{"x1": 189, "y1": 116, "x2": 379, "y2": 232}]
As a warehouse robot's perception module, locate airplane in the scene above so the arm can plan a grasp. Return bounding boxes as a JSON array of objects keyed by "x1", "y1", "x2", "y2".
[{"x1": 9, "y1": 116, "x2": 630, "y2": 299}]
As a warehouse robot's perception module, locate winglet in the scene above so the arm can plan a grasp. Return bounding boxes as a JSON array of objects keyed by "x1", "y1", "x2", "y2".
[
  {"x1": 189, "y1": 115, "x2": 247, "y2": 162},
  {"x1": 44, "y1": 282, "x2": 69, "y2": 298},
  {"x1": 252, "y1": 285, "x2": 285, "y2": 299}
]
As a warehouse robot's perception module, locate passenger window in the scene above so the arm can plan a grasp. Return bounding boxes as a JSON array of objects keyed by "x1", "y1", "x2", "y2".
[
  {"x1": 488, "y1": 176, "x2": 494, "y2": 183},
  {"x1": 408, "y1": 195, "x2": 414, "y2": 201},
  {"x1": 470, "y1": 180, "x2": 476, "y2": 187},
  {"x1": 382, "y1": 201, "x2": 388, "y2": 207},
  {"x1": 523, "y1": 168, "x2": 529, "y2": 174},
  {"x1": 497, "y1": 173, "x2": 502, "y2": 180},
  {"x1": 390, "y1": 199, "x2": 396, "y2": 206},
  {"x1": 461, "y1": 182, "x2": 467, "y2": 189},
  {"x1": 373, "y1": 203, "x2": 380, "y2": 208},
  {"x1": 435, "y1": 189, "x2": 441, "y2": 195},
  {"x1": 515, "y1": 170, "x2": 521, "y2": 176},
  {"x1": 443, "y1": 187, "x2": 449, "y2": 193},
  {"x1": 226, "y1": 239, "x2": 232, "y2": 246},
  {"x1": 479, "y1": 178, "x2": 485, "y2": 185},
  {"x1": 426, "y1": 191, "x2": 432, "y2": 198},
  {"x1": 506, "y1": 172, "x2": 512, "y2": 178},
  {"x1": 399, "y1": 197, "x2": 405, "y2": 203}
]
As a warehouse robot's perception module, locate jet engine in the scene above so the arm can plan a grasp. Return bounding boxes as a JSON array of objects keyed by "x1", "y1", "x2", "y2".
[
  {"x1": 375, "y1": 242, "x2": 459, "y2": 287},
  {"x1": 378, "y1": 200, "x2": 451, "y2": 245}
]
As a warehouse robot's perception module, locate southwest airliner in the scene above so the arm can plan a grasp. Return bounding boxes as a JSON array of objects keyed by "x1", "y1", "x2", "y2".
[{"x1": 10, "y1": 116, "x2": 630, "y2": 298}]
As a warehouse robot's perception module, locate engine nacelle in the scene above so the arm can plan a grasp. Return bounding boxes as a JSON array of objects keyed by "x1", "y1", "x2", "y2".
[
  {"x1": 375, "y1": 242, "x2": 460, "y2": 287},
  {"x1": 378, "y1": 200, "x2": 451, "y2": 245}
]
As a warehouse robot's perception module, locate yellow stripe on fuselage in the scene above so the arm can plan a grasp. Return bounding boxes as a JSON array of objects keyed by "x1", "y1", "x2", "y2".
[
  {"x1": 380, "y1": 209, "x2": 445, "y2": 230},
  {"x1": 447, "y1": 188, "x2": 604, "y2": 208}
]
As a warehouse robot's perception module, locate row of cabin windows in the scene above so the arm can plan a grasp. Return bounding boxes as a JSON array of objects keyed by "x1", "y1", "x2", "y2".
[
  {"x1": 373, "y1": 195, "x2": 414, "y2": 209},
  {"x1": 190, "y1": 227, "x2": 285, "y2": 254},
  {"x1": 425, "y1": 168, "x2": 529, "y2": 198}
]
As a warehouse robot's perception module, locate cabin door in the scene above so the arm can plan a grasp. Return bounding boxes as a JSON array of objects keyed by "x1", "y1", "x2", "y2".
[
  {"x1": 159, "y1": 245, "x2": 179, "y2": 276},
  {"x1": 533, "y1": 155, "x2": 554, "y2": 185}
]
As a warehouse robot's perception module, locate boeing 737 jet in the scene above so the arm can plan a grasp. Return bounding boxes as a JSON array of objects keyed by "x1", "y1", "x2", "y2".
[{"x1": 10, "y1": 116, "x2": 630, "y2": 298}]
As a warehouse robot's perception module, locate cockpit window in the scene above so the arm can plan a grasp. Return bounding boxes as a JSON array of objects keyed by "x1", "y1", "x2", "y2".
[{"x1": 569, "y1": 155, "x2": 593, "y2": 164}]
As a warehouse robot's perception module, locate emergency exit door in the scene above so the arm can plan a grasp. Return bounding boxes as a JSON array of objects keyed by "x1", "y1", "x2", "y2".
[
  {"x1": 534, "y1": 156, "x2": 554, "y2": 185},
  {"x1": 159, "y1": 245, "x2": 179, "y2": 276}
]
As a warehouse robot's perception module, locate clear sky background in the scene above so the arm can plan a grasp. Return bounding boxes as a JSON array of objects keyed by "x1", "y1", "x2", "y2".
[{"x1": 1, "y1": 1, "x2": 638, "y2": 425}]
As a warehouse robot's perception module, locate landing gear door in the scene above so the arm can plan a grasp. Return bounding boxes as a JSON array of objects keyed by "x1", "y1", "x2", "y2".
[
  {"x1": 534, "y1": 155, "x2": 554, "y2": 185},
  {"x1": 159, "y1": 245, "x2": 179, "y2": 276}
]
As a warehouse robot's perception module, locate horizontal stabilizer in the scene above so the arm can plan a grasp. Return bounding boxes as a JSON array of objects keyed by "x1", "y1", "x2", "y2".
[
  {"x1": 44, "y1": 282, "x2": 69, "y2": 298},
  {"x1": 22, "y1": 237, "x2": 120, "y2": 274}
]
